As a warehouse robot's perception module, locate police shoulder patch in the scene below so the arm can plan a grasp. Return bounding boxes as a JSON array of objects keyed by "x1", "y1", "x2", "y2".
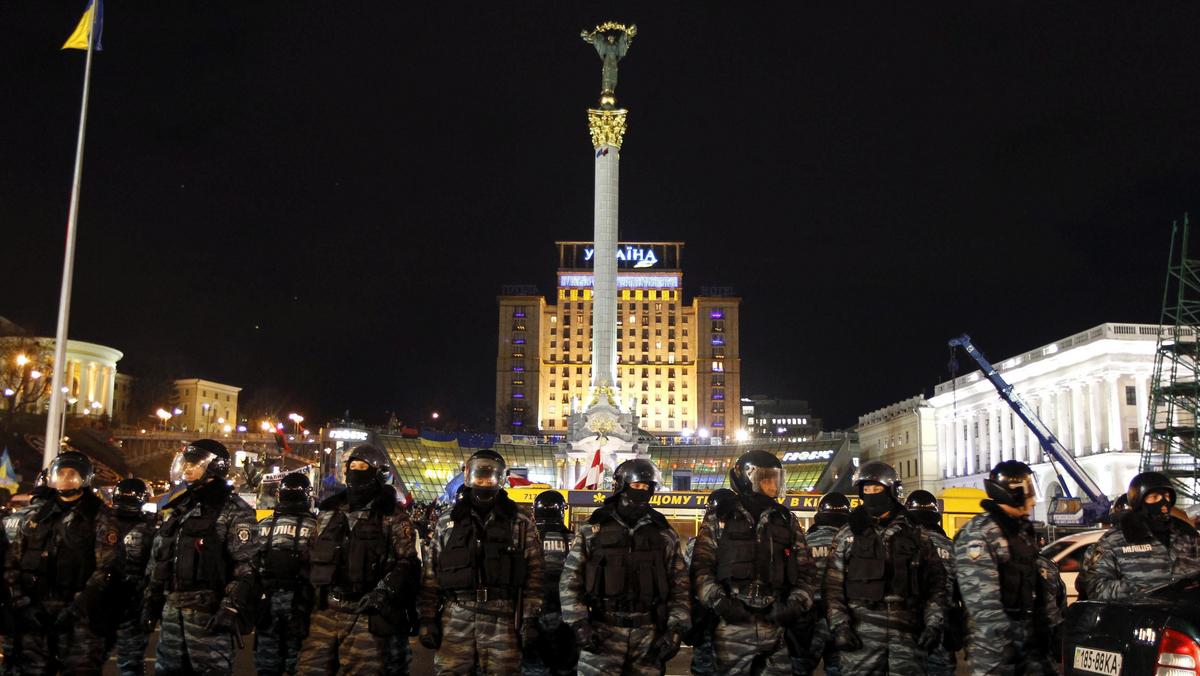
[
  {"x1": 966, "y1": 542, "x2": 985, "y2": 560},
  {"x1": 236, "y1": 526, "x2": 251, "y2": 543},
  {"x1": 104, "y1": 528, "x2": 118, "y2": 545}
]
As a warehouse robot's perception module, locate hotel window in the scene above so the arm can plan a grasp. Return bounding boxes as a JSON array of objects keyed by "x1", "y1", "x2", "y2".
[
  {"x1": 576, "y1": 367, "x2": 583, "y2": 374},
  {"x1": 549, "y1": 380, "x2": 556, "y2": 388},
  {"x1": 655, "y1": 303, "x2": 662, "y2": 311},
  {"x1": 575, "y1": 380, "x2": 582, "y2": 388},
  {"x1": 576, "y1": 341, "x2": 583, "y2": 349},
  {"x1": 550, "y1": 328, "x2": 557, "y2": 335},
  {"x1": 628, "y1": 368, "x2": 635, "y2": 375},
  {"x1": 655, "y1": 329, "x2": 662, "y2": 337},
  {"x1": 550, "y1": 341, "x2": 556, "y2": 348}
]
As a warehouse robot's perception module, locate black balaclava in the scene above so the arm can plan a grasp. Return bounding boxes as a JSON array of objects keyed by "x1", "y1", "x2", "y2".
[
  {"x1": 1142, "y1": 491, "x2": 1173, "y2": 545},
  {"x1": 861, "y1": 486, "x2": 894, "y2": 519},
  {"x1": 346, "y1": 468, "x2": 380, "y2": 509},
  {"x1": 617, "y1": 487, "x2": 652, "y2": 523},
  {"x1": 739, "y1": 489, "x2": 777, "y2": 519},
  {"x1": 470, "y1": 485, "x2": 499, "y2": 511}
]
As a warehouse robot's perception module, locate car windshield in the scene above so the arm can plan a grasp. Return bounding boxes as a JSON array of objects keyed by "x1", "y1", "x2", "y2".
[{"x1": 1040, "y1": 541, "x2": 1074, "y2": 559}]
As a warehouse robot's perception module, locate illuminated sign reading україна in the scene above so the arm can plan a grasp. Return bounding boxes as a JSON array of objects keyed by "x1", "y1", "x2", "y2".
[{"x1": 584, "y1": 245, "x2": 659, "y2": 268}]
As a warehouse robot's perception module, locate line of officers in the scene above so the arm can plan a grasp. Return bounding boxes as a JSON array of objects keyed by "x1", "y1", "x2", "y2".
[{"x1": 1, "y1": 438, "x2": 1194, "y2": 676}]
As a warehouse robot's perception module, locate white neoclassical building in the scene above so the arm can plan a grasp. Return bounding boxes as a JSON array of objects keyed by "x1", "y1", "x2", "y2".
[
  {"x1": 929, "y1": 323, "x2": 1159, "y2": 515},
  {"x1": 0, "y1": 336, "x2": 124, "y2": 418}
]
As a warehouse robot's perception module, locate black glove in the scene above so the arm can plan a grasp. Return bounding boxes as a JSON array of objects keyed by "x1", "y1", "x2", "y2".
[
  {"x1": 917, "y1": 624, "x2": 942, "y2": 651},
  {"x1": 418, "y1": 620, "x2": 442, "y2": 650},
  {"x1": 572, "y1": 621, "x2": 609, "y2": 652},
  {"x1": 356, "y1": 589, "x2": 389, "y2": 615},
  {"x1": 520, "y1": 618, "x2": 540, "y2": 652},
  {"x1": 642, "y1": 629, "x2": 682, "y2": 665},
  {"x1": 833, "y1": 624, "x2": 863, "y2": 652},
  {"x1": 714, "y1": 596, "x2": 751, "y2": 624},
  {"x1": 140, "y1": 606, "x2": 160, "y2": 634},
  {"x1": 771, "y1": 598, "x2": 808, "y2": 627},
  {"x1": 205, "y1": 606, "x2": 239, "y2": 634}
]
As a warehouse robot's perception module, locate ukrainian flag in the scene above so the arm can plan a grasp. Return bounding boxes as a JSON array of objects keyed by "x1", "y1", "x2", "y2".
[
  {"x1": 0, "y1": 449, "x2": 19, "y2": 494},
  {"x1": 62, "y1": 0, "x2": 103, "y2": 51}
]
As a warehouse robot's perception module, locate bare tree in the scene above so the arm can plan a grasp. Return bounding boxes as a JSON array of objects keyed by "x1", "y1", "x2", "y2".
[{"x1": 0, "y1": 337, "x2": 54, "y2": 427}]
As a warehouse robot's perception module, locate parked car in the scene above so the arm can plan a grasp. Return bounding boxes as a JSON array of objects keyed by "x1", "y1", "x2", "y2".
[
  {"x1": 1064, "y1": 573, "x2": 1200, "y2": 676},
  {"x1": 1041, "y1": 529, "x2": 1105, "y2": 605}
]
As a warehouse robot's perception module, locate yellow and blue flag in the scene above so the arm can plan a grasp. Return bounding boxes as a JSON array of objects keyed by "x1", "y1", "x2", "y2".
[
  {"x1": 0, "y1": 449, "x2": 20, "y2": 494},
  {"x1": 62, "y1": 0, "x2": 103, "y2": 51}
]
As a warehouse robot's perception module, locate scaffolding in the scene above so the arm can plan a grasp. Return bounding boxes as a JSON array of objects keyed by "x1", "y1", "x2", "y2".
[{"x1": 1141, "y1": 215, "x2": 1200, "y2": 500}]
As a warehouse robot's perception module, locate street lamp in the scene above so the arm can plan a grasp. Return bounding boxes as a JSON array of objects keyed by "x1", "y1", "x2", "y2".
[
  {"x1": 698, "y1": 428, "x2": 710, "y2": 439},
  {"x1": 734, "y1": 429, "x2": 749, "y2": 442},
  {"x1": 156, "y1": 408, "x2": 172, "y2": 431},
  {"x1": 431, "y1": 412, "x2": 440, "y2": 420},
  {"x1": 15, "y1": 354, "x2": 28, "y2": 367}
]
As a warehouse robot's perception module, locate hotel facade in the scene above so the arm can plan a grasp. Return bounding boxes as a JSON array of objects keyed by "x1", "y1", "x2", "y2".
[{"x1": 496, "y1": 241, "x2": 741, "y2": 439}]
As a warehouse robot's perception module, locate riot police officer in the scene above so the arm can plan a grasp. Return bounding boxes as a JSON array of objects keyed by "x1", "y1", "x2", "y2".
[
  {"x1": 296, "y1": 444, "x2": 419, "y2": 675},
  {"x1": 107, "y1": 478, "x2": 157, "y2": 676},
  {"x1": 824, "y1": 461, "x2": 946, "y2": 675},
  {"x1": 1081, "y1": 471, "x2": 1200, "y2": 602},
  {"x1": 905, "y1": 489, "x2": 959, "y2": 676},
  {"x1": 691, "y1": 450, "x2": 815, "y2": 675},
  {"x1": 417, "y1": 449, "x2": 543, "y2": 675},
  {"x1": 560, "y1": 458, "x2": 689, "y2": 676},
  {"x1": 684, "y1": 488, "x2": 736, "y2": 676},
  {"x1": 3, "y1": 451, "x2": 119, "y2": 673},
  {"x1": 143, "y1": 439, "x2": 262, "y2": 675},
  {"x1": 799, "y1": 491, "x2": 851, "y2": 676},
  {"x1": 953, "y1": 460, "x2": 1057, "y2": 676},
  {"x1": 255, "y1": 472, "x2": 317, "y2": 676},
  {"x1": 523, "y1": 489, "x2": 577, "y2": 676},
  {"x1": 1, "y1": 468, "x2": 52, "y2": 673}
]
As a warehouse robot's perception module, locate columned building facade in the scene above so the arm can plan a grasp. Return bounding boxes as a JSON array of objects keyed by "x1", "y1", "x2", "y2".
[
  {"x1": 929, "y1": 323, "x2": 1158, "y2": 511},
  {"x1": 856, "y1": 395, "x2": 939, "y2": 494}
]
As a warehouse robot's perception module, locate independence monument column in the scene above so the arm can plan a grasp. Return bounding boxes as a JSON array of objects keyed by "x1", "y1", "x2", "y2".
[{"x1": 565, "y1": 22, "x2": 643, "y2": 480}]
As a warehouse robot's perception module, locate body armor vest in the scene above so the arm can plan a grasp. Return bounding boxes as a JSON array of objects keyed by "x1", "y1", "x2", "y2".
[
  {"x1": 258, "y1": 512, "x2": 311, "y2": 589},
  {"x1": 19, "y1": 500, "x2": 98, "y2": 594},
  {"x1": 152, "y1": 504, "x2": 229, "y2": 593},
  {"x1": 715, "y1": 509, "x2": 798, "y2": 594},
  {"x1": 115, "y1": 512, "x2": 155, "y2": 580},
  {"x1": 583, "y1": 518, "x2": 669, "y2": 609},
  {"x1": 844, "y1": 522, "x2": 922, "y2": 602},
  {"x1": 309, "y1": 509, "x2": 391, "y2": 594},
  {"x1": 998, "y1": 521, "x2": 1038, "y2": 614},
  {"x1": 437, "y1": 513, "x2": 525, "y2": 592}
]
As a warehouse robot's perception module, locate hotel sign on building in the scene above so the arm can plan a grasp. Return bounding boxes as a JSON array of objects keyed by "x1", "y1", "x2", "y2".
[{"x1": 495, "y1": 241, "x2": 741, "y2": 438}]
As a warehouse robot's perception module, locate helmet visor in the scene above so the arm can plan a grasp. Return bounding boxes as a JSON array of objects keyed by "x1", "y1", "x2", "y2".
[
  {"x1": 48, "y1": 465, "x2": 86, "y2": 492},
  {"x1": 745, "y1": 465, "x2": 785, "y2": 500},
  {"x1": 466, "y1": 458, "x2": 504, "y2": 488},
  {"x1": 170, "y1": 449, "x2": 215, "y2": 484}
]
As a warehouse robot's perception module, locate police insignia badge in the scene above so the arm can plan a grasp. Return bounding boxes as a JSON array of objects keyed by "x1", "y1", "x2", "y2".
[
  {"x1": 967, "y1": 542, "x2": 984, "y2": 560},
  {"x1": 237, "y1": 526, "x2": 250, "y2": 543},
  {"x1": 105, "y1": 529, "x2": 118, "y2": 545}
]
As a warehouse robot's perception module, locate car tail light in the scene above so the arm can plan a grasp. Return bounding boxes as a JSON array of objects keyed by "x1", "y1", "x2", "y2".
[{"x1": 1157, "y1": 628, "x2": 1200, "y2": 676}]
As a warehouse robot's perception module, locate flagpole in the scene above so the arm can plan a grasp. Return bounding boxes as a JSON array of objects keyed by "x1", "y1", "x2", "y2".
[{"x1": 43, "y1": 9, "x2": 98, "y2": 469}]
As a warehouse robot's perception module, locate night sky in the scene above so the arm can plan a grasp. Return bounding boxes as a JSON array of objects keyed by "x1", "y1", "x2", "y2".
[{"x1": 4, "y1": 3, "x2": 1199, "y2": 430}]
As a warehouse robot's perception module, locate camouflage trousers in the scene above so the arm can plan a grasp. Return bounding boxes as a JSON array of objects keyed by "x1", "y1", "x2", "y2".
[
  {"x1": 295, "y1": 605, "x2": 387, "y2": 675},
  {"x1": 576, "y1": 621, "x2": 659, "y2": 676},
  {"x1": 10, "y1": 600, "x2": 107, "y2": 674},
  {"x1": 835, "y1": 604, "x2": 925, "y2": 676},
  {"x1": 254, "y1": 591, "x2": 304, "y2": 676},
  {"x1": 713, "y1": 614, "x2": 790, "y2": 675},
  {"x1": 433, "y1": 599, "x2": 520, "y2": 676},
  {"x1": 965, "y1": 619, "x2": 1051, "y2": 676},
  {"x1": 690, "y1": 634, "x2": 715, "y2": 676},
  {"x1": 156, "y1": 597, "x2": 240, "y2": 675},
  {"x1": 926, "y1": 645, "x2": 956, "y2": 676},
  {"x1": 113, "y1": 616, "x2": 151, "y2": 675}
]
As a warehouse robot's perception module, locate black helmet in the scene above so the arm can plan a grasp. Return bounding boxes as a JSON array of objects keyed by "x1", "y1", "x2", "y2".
[
  {"x1": 613, "y1": 458, "x2": 661, "y2": 495},
  {"x1": 113, "y1": 478, "x2": 150, "y2": 511},
  {"x1": 171, "y1": 439, "x2": 231, "y2": 484},
  {"x1": 730, "y1": 450, "x2": 786, "y2": 500},
  {"x1": 34, "y1": 467, "x2": 49, "y2": 489},
  {"x1": 1127, "y1": 472, "x2": 1175, "y2": 510},
  {"x1": 278, "y1": 472, "x2": 312, "y2": 506},
  {"x1": 533, "y1": 490, "x2": 566, "y2": 526},
  {"x1": 905, "y1": 489, "x2": 939, "y2": 512},
  {"x1": 818, "y1": 492, "x2": 851, "y2": 514},
  {"x1": 47, "y1": 451, "x2": 95, "y2": 496},
  {"x1": 464, "y1": 449, "x2": 507, "y2": 508},
  {"x1": 708, "y1": 488, "x2": 737, "y2": 515},
  {"x1": 984, "y1": 461, "x2": 1035, "y2": 507},
  {"x1": 814, "y1": 491, "x2": 851, "y2": 528},
  {"x1": 1110, "y1": 493, "x2": 1129, "y2": 514},
  {"x1": 345, "y1": 444, "x2": 391, "y2": 487},
  {"x1": 853, "y1": 461, "x2": 901, "y2": 501}
]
